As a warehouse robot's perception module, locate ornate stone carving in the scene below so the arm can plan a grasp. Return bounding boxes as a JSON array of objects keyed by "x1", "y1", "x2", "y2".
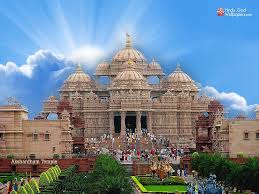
[{"x1": 0, "y1": 124, "x2": 6, "y2": 130}]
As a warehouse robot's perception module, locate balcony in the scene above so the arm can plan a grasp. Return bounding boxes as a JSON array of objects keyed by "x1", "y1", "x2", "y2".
[{"x1": 73, "y1": 137, "x2": 85, "y2": 145}]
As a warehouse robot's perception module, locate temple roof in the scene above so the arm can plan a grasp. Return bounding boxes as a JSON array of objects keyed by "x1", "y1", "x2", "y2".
[
  {"x1": 165, "y1": 63, "x2": 198, "y2": 91},
  {"x1": 149, "y1": 59, "x2": 162, "y2": 69},
  {"x1": 109, "y1": 60, "x2": 152, "y2": 90},
  {"x1": 112, "y1": 34, "x2": 146, "y2": 62},
  {"x1": 66, "y1": 64, "x2": 91, "y2": 83},
  {"x1": 96, "y1": 61, "x2": 110, "y2": 70},
  {"x1": 61, "y1": 64, "x2": 95, "y2": 92}
]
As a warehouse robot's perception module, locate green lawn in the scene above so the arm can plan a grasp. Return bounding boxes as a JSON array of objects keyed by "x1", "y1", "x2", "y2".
[
  {"x1": 145, "y1": 185, "x2": 187, "y2": 193},
  {"x1": 131, "y1": 176, "x2": 187, "y2": 193}
]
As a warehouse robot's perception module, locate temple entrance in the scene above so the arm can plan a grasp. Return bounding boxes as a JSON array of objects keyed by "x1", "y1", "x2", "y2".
[
  {"x1": 114, "y1": 116, "x2": 121, "y2": 133},
  {"x1": 141, "y1": 116, "x2": 147, "y2": 129},
  {"x1": 125, "y1": 112, "x2": 136, "y2": 134},
  {"x1": 125, "y1": 116, "x2": 136, "y2": 133}
]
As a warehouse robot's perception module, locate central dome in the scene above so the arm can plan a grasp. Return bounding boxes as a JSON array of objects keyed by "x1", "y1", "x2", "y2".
[
  {"x1": 116, "y1": 69, "x2": 145, "y2": 81},
  {"x1": 109, "y1": 61, "x2": 151, "y2": 90},
  {"x1": 112, "y1": 34, "x2": 146, "y2": 62}
]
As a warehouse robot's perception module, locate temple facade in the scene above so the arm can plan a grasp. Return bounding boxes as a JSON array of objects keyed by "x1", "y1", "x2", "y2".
[
  {"x1": 1, "y1": 35, "x2": 258, "y2": 159},
  {"x1": 42, "y1": 34, "x2": 213, "y2": 149}
]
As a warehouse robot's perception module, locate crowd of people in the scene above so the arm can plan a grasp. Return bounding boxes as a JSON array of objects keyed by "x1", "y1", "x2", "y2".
[
  {"x1": 7, "y1": 177, "x2": 29, "y2": 194},
  {"x1": 84, "y1": 130, "x2": 189, "y2": 165}
]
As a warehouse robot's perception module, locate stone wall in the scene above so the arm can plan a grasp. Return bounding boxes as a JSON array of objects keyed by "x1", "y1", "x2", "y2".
[
  {"x1": 0, "y1": 158, "x2": 96, "y2": 175},
  {"x1": 229, "y1": 120, "x2": 259, "y2": 157}
]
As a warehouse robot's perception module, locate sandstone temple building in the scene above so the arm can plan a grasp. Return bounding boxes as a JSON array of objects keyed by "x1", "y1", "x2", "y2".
[{"x1": 0, "y1": 35, "x2": 259, "y2": 158}]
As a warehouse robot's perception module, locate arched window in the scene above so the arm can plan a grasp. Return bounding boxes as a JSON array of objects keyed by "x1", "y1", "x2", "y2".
[
  {"x1": 47, "y1": 113, "x2": 58, "y2": 120},
  {"x1": 147, "y1": 76, "x2": 160, "y2": 84}
]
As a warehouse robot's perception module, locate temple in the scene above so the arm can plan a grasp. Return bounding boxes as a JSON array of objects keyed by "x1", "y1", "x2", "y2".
[
  {"x1": 0, "y1": 34, "x2": 259, "y2": 159},
  {"x1": 42, "y1": 34, "x2": 211, "y2": 149}
]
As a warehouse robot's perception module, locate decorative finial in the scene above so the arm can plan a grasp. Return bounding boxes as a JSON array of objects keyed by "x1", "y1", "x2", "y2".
[
  {"x1": 76, "y1": 63, "x2": 83, "y2": 72},
  {"x1": 176, "y1": 62, "x2": 181, "y2": 71},
  {"x1": 125, "y1": 33, "x2": 132, "y2": 48}
]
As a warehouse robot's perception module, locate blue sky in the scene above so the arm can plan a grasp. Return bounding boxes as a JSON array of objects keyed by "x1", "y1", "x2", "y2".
[{"x1": 0, "y1": 0, "x2": 258, "y2": 118}]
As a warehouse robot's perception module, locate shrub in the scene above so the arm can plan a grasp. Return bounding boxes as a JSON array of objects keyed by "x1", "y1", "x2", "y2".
[
  {"x1": 55, "y1": 165, "x2": 62, "y2": 174},
  {"x1": 192, "y1": 152, "x2": 199, "y2": 158},
  {"x1": 47, "y1": 169, "x2": 56, "y2": 181},
  {"x1": 29, "y1": 178, "x2": 40, "y2": 193},
  {"x1": 169, "y1": 176, "x2": 186, "y2": 185},
  {"x1": 45, "y1": 171, "x2": 53, "y2": 182},
  {"x1": 39, "y1": 172, "x2": 50, "y2": 187},
  {"x1": 10, "y1": 191, "x2": 18, "y2": 194},
  {"x1": 24, "y1": 182, "x2": 34, "y2": 194},
  {"x1": 18, "y1": 186, "x2": 28, "y2": 194},
  {"x1": 50, "y1": 167, "x2": 58, "y2": 180},
  {"x1": 53, "y1": 154, "x2": 59, "y2": 159},
  {"x1": 191, "y1": 153, "x2": 259, "y2": 191},
  {"x1": 237, "y1": 152, "x2": 244, "y2": 158},
  {"x1": 53, "y1": 166, "x2": 60, "y2": 177},
  {"x1": 7, "y1": 154, "x2": 14, "y2": 159},
  {"x1": 139, "y1": 177, "x2": 160, "y2": 185},
  {"x1": 138, "y1": 176, "x2": 186, "y2": 186}
]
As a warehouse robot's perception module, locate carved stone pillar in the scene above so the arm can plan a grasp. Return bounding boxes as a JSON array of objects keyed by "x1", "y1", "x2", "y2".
[
  {"x1": 109, "y1": 111, "x2": 114, "y2": 135},
  {"x1": 136, "y1": 111, "x2": 142, "y2": 136},
  {"x1": 120, "y1": 111, "x2": 126, "y2": 137},
  {"x1": 147, "y1": 112, "x2": 152, "y2": 133}
]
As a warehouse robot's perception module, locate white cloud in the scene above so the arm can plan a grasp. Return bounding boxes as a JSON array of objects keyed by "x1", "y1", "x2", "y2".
[
  {"x1": 68, "y1": 45, "x2": 105, "y2": 68},
  {"x1": 202, "y1": 86, "x2": 257, "y2": 113},
  {"x1": 0, "y1": 47, "x2": 105, "y2": 78},
  {"x1": 0, "y1": 61, "x2": 34, "y2": 77}
]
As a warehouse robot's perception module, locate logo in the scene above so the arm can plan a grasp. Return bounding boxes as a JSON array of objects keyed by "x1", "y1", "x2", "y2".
[
  {"x1": 217, "y1": 8, "x2": 224, "y2": 16},
  {"x1": 217, "y1": 7, "x2": 252, "y2": 17}
]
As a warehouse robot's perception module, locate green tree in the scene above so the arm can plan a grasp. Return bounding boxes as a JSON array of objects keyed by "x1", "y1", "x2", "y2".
[
  {"x1": 191, "y1": 153, "x2": 259, "y2": 192},
  {"x1": 89, "y1": 154, "x2": 133, "y2": 194}
]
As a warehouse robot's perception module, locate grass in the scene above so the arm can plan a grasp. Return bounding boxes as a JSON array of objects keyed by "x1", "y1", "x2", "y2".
[
  {"x1": 131, "y1": 176, "x2": 187, "y2": 193},
  {"x1": 145, "y1": 185, "x2": 187, "y2": 192}
]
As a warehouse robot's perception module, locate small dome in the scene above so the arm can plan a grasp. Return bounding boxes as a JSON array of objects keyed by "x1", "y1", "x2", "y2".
[
  {"x1": 166, "y1": 64, "x2": 198, "y2": 91},
  {"x1": 66, "y1": 64, "x2": 91, "y2": 83},
  {"x1": 149, "y1": 59, "x2": 161, "y2": 69},
  {"x1": 48, "y1": 96, "x2": 58, "y2": 102},
  {"x1": 168, "y1": 65, "x2": 194, "y2": 83},
  {"x1": 112, "y1": 34, "x2": 146, "y2": 62},
  {"x1": 97, "y1": 62, "x2": 109, "y2": 70}
]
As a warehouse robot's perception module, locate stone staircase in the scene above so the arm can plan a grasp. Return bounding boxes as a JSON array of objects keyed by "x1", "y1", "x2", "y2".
[{"x1": 96, "y1": 134, "x2": 165, "y2": 151}]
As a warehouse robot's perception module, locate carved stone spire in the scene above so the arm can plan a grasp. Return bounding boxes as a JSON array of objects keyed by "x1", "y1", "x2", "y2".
[
  {"x1": 125, "y1": 33, "x2": 132, "y2": 48},
  {"x1": 176, "y1": 62, "x2": 182, "y2": 71},
  {"x1": 76, "y1": 63, "x2": 83, "y2": 73}
]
